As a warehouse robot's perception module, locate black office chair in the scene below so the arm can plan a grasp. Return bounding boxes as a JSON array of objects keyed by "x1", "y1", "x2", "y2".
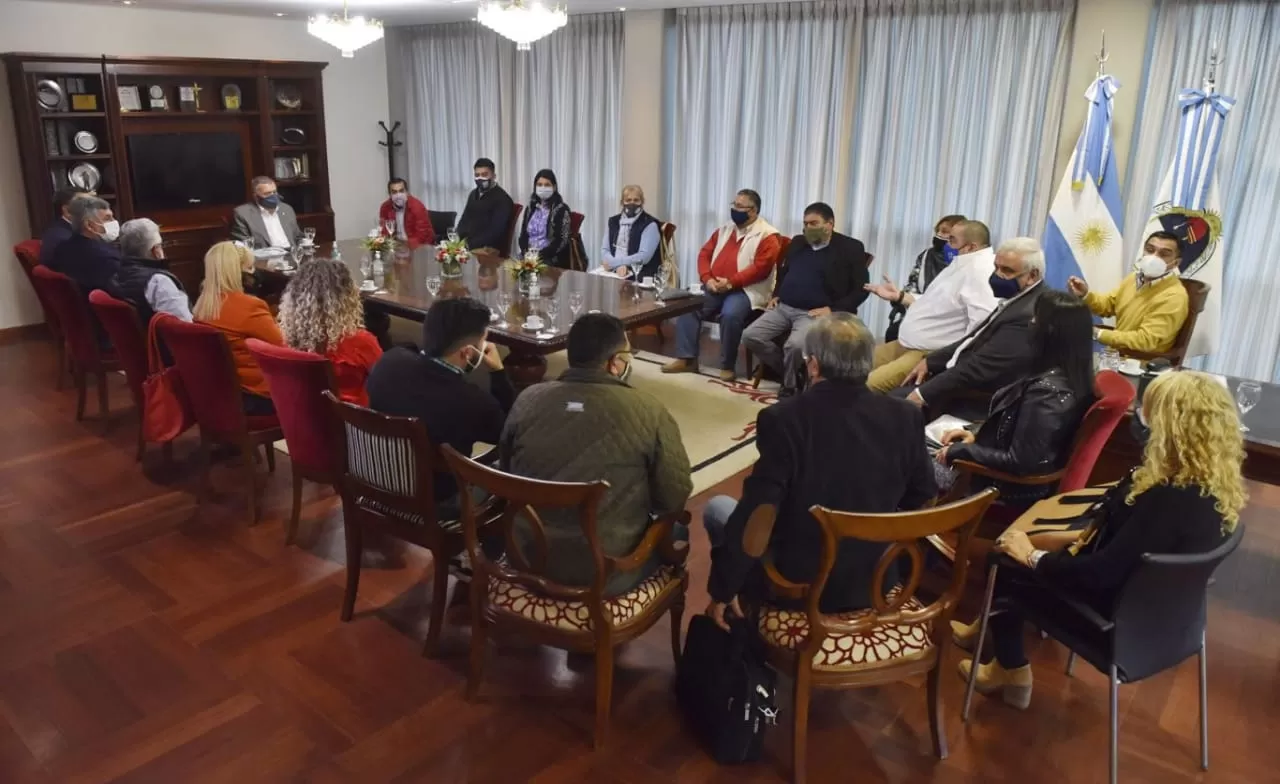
[
  {"x1": 963, "y1": 523, "x2": 1245, "y2": 784},
  {"x1": 428, "y1": 210, "x2": 457, "y2": 241}
]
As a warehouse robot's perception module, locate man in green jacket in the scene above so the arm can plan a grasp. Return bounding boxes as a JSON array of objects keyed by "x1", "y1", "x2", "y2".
[{"x1": 501, "y1": 313, "x2": 693, "y2": 596}]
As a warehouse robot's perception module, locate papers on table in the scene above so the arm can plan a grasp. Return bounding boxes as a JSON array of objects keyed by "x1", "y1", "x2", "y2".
[
  {"x1": 1209, "y1": 374, "x2": 1230, "y2": 390},
  {"x1": 925, "y1": 414, "x2": 973, "y2": 449},
  {"x1": 589, "y1": 265, "x2": 625, "y2": 277}
]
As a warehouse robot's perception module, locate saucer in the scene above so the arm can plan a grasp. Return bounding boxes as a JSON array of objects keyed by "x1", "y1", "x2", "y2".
[
  {"x1": 359, "y1": 281, "x2": 377, "y2": 292},
  {"x1": 522, "y1": 321, "x2": 545, "y2": 331}
]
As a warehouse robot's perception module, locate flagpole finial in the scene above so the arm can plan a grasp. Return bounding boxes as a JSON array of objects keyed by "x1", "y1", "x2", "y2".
[
  {"x1": 1096, "y1": 30, "x2": 1108, "y2": 78},
  {"x1": 1206, "y1": 40, "x2": 1223, "y2": 90}
]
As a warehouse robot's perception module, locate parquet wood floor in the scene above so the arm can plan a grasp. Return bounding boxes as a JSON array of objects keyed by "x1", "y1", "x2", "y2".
[{"x1": 0, "y1": 335, "x2": 1276, "y2": 783}]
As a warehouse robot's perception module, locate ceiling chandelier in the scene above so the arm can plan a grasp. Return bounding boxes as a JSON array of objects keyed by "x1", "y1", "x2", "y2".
[
  {"x1": 477, "y1": 1, "x2": 568, "y2": 51},
  {"x1": 308, "y1": 1, "x2": 384, "y2": 58}
]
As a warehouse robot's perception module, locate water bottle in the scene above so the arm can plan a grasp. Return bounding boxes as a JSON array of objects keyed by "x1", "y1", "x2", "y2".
[
  {"x1": 331, "y1": 243, "x2": 343, "y2": 262},
  {"x1": 372, "y1": 251, "x2": 385, "y2": 289}
]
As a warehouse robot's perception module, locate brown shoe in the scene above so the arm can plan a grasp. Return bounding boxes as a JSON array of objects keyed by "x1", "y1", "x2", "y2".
[
  {"x1": 662, "y1": 359, "x2": 697, "y2": 374},
  {"x1": 719, "y1": 369, "x2": 737, "y2": 382}
]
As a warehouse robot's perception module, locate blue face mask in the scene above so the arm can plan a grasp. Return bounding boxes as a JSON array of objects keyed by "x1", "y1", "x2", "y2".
[
  {"x1": 942, "y1": 243, "x2": 960, "y2": 264},
  {"x1": 988, "y1": 272, "x2": 1022, "y2": 299},
  {"x1": 730, "y1": 209, "x2": 750, "y2": 226},
  {"x1": 259, "y1": 194, "x2": 280, "y2": 209}
]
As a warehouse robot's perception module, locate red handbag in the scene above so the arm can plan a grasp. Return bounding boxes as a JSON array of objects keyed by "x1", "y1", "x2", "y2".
[{"x1": 142, "y1": 316, "x2": 194, "y2": 443}]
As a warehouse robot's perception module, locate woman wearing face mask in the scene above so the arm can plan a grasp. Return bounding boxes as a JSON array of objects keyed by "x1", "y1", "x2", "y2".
[
  {"x1": 872, "y1": 214, "x2": 966, "y2": 343},
  {"x1": 933, "y1": 289, "x2": 1095, "y2": 512},
  {"x1": 953, "y1": 369, "x2": 1245, "y2": 710},
  {"x1": 599, "y1": 184, "x2": 662, "y2": 279},
  {"x1": 278, "y1": 259, "x2": 383, "y2": 407},
  {"x1": 517, "y1": 168, "x2": 574, "y2": 268}
]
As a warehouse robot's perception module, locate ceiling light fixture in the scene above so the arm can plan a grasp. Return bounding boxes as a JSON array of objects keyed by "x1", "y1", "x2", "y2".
[
  {"x1": 308, "y1": 0, "x2": 384, "y2": 58},
  {"x1": 275, "y1": 12, "x2": 286, "y2": 17},
  {"x1": 477, "y1": 1, "x2": 568, "y2": 51}
]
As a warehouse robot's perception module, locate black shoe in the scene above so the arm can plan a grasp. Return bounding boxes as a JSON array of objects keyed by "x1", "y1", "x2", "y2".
[{"x1": 778, "y1": 386, "x2": 798, "y2": 399}]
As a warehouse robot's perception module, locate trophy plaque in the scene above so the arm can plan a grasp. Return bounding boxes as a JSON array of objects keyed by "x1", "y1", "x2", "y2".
[
  {"x1": 117, "y1": 85, "x2": 141, "y2": 112},
  {"x1": 179, "y1": 86, "x2": 198, "y2": 112},
  {"x1": 221, "y1": 84, "x2": 242, "y2": 111},
  {"x1": 148, "y1": 85, "x2": 168, "y2": 110},
  {"x1": 70, "y1": 92, "x2": 98, "y2": 111}
]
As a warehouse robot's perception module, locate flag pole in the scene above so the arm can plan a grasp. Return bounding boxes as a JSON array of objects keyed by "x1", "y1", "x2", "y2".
[
  {"x1": 1096, "y1": 30, "x2": 1108, "y2": 78},
  {"x1": 1205, "y1": 40, "x2": 1222, "y2": 91}
]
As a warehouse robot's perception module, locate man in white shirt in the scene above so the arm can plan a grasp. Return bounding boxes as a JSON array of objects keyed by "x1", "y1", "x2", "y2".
[
  {"x1": 230, "y1": 176, "x2": 303, "y2": 250},
  {"x1": 864, "y1": 220, "x2": 998, "y2": 392}
]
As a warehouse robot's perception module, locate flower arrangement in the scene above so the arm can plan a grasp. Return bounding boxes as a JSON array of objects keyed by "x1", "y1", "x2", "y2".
[
  {"x1": 435, "y1": 237, "x2": 471, "y2": 277},
  {"x1": 360, "y1": 233, "x2": 396, "y2": 254},
  {"x1": 506, "y1": 251, "x2": 547, "y2": 279}
]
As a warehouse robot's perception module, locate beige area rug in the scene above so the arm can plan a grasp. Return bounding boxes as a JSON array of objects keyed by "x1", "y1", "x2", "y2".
[{"x1": 276, "y1": 349, "x2": 778, "y2": 497}]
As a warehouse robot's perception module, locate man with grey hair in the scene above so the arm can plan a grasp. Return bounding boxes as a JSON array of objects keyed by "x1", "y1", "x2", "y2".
[
  {"x1": 704, "y1": 312, "x2": 936, "y2": 622},
  {"x1": 49, "y1": 195, "x2": 122, "y2": 296},
  {"x1": 108, "y1": 218, "x2": 191, "y2": 323},
  {"x1": 899, "y1": 236, "x2": 1047, "y2": 416},
  {"x1": 230, "y1": 175, "x2": 302, "y2": 249}
]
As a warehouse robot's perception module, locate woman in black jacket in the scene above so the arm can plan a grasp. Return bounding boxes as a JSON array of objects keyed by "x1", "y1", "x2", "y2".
[
  {"x1": 953, "y1": 370, "x2": 1246, "y2": 709},
  {"x1": 934, "y1": 289, "x2": 1095, "y2": 509},
  {"x1": 517, "y1": 168, "x2": 574, "y2": 268}
]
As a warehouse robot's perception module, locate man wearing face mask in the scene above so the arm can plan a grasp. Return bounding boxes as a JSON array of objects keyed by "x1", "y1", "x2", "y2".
[
  {"x1": 663, "y1": 189, "x2": 782, "y2": 382},
  {"x1": 501, "y1": 313, "x2": 692, "y2": 597},
  {"x1": 456, "y1": 157, "x2": 515, "y2": 253},
  {"x1": 741, "y1": 202, "x2": 869, "y2": 395},
  {"x1": 869, "y1": 214, "x2": 967, "y2": 343},
  {"x1": 366, "y1": 297, "x2": 515, "y2": 513},
  {"x1": 1068, "y1": 231, "x2": 1190, "y2": 355},
  {"x1": 107, "y1": 218, "x2": 190, "y2": 324},
  {"x1": 899, "y1": 237, "x2": 1048, "y2": 418},
  {"x1": 600, "y1": 184, "x2": 662, "y2": 279},
  {"x1": 49, "y1": 195, "x2": 123, "y2": 297},
  {"x1": 231, "y1": 176, "x2": 303, "y2": 250},
  {"x1": 866, "y1": 220, "x2": 999, "y2": 392},
  {"x1": 378, "y1": 177, "x2": 435, "y2": 249}
]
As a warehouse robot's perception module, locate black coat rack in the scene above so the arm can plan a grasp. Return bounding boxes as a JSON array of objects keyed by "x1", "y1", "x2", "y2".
[{"x1": 378, "y1": 121, "x2": 403, "y2": 181}]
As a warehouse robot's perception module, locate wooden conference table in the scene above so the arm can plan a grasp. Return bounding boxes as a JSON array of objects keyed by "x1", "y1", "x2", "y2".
[{"x1": 258, "y1": 238, "x2": 702, "y2": 385}]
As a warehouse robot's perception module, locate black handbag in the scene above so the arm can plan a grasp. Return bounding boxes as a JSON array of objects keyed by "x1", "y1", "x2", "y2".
[{"x1": 676, "y1": 613, "x2": 778, "y2": 764}]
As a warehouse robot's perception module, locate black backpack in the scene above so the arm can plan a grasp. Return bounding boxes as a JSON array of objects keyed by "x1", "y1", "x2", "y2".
[{"x1": 676, "y1": 613, "x2": 778, "y2": 764}]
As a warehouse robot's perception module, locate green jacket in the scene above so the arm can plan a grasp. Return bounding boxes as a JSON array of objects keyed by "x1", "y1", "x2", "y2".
[{"x1": 500, "y1": 367, "x2": 692, "y2": 596}]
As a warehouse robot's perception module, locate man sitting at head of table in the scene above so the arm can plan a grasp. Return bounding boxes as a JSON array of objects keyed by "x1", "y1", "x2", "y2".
[
  {"x1": 230, "y1": 176, "x2": 303, "y2": 250},
  {"x1": 599, "y1": 184, "x2": 662, "y2": 280},
  {"x1": 456, "y1": 157, "x2": 515, "y2": 254},
  {"x1": 662, "y1": 188, "x2": 783, "y2": 382},
  {"x1": 863, "y1": 219, "x2": 999, "y2": 392}
]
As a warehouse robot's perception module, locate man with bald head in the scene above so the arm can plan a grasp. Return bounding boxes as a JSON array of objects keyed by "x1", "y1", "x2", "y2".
[{"x1": 865, "y1": 219, "x2": 999, "y2": 391}]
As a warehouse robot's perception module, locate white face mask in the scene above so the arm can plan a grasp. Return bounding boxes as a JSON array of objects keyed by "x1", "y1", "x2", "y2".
[
  {"x1": 99, "y1": 219, "x2": 120, "y2": 242},
  {"x1": 463, "y1": 340, "x2": 487, "y2": 373},
  {"x1": 535, "y1": 186, "x2": 555, "y2": 201},
  {"x1": 1137, "y1": 254, "x2": 1171, "y2": 280}
]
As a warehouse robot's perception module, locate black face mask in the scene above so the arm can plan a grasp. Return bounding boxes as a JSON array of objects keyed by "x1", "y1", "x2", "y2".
[{"x1": 932, "y1": 236, "x2": 948, "y2": 252}]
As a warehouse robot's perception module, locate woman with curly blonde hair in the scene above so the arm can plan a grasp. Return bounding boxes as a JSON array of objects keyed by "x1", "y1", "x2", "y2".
[
  {"x1": 278, "y1": 258, "x2": 382, "y2": 406},
  {"x1": 956, "y1": 370, "x2": 1246, "y2": 710}
]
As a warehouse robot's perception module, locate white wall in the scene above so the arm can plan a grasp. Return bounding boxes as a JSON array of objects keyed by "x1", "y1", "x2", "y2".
[
  {"x1": 619, "y1": 10, "x2": 666, "y2": 218},
  {"x1": 0, "y1": 0, "x2": 390, "y2": 329}
]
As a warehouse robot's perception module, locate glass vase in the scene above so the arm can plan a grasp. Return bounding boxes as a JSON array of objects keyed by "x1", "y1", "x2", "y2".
[{"x1": 441, "y1": 257, "x2": 463, "y2": 278}]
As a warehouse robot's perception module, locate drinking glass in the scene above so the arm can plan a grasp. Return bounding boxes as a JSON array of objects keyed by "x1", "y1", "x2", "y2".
[
  {"x1": 1101, "y1": 347, "x2": 1121, "y2": 371},
  {"x1": 1236, "y1": 381, "x2": 1262, "y2": 432},
  {"x1": 630, "y1": 261, "x2": 644, "y2": 300},
  {"x1": 303, "y1": 226, "x2": 317, "y2": 244},
  {"x1": 288, "y1": 244, "x2": 303, "y2": 270},
  {"x1": 447, "y1": 228, "x2": 460, "y2": 243},
  {"x1": 539, "y1": 297, "x2": 561, "y2": 337},
  {"x1": 496, "y1": 290, "x2": 512, "y2": 328},
  {"x1": 359, "y1": 253, "x2": 372, "y2": 279},
  {"x1": 654, "y1": 265, "x2": 669, "y2": 303},
  {"x1": 425, "y1": 275, "x2": 442, "y2": 298},
  {"x1": 569, "y1": 291, "x2": 585, "y2": 318}
]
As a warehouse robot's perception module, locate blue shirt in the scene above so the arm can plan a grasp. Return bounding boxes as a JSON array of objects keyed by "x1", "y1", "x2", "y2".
[
  {"x1": 777, "y1": 243, "x2": 829, "y2": 310},
  {"x1": 601, "y1": 221, "x2": 660, "y2": 271}
]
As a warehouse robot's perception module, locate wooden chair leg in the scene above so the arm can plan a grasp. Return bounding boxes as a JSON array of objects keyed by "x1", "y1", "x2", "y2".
[
  {"x1": 963, "y1": 564, "x2": 1000, "y2": 723},
  {"x1": 55, "y1": 341, "x2": 67, "y2": 390},
  {"x1": 423, "y1": 549, "x2": 451, "y2": 658},
  {"x1": 1199, "y1": 633, "x2": 1209, "y2": 771},
  {"x1": 668, "y1": 594, "x2": 686, "y2": 664},
  {"x1": 1109, "y1": 663, "x2": 1120, "y2": 784},
  {"x1": 264, "y1": 441, "x2": 277, "y2": 473},
  {"x1": 242, "y1": 438, "x2": 261, "y2": 525},
  {"x1": 95, "y1": 370, "x2": 109, "y2": 423},
  {"x1": 73, "y1": 367, "x2": 87, "y2": 421},
  {"x1": 135, "y1": 418, "x2": 146, "y2": 462},
  {"x1": 465, "y1": 575, "x2": 488, "y2": 700},
  {"x1": 593, "y1": 642, "x2": 615, "y2": 749},
  {"x1": 285, "y1": 469, "x2": 303, "y2": 545},
  {"x1": 340, "y1": 521, "x2": 364, "y2": 621},
  {"x1": 792, "y1": 661, "x2": 812, "y2": 784},
  {"x1": 927, "y1": 661, "x2": 948, "y2": 759}
]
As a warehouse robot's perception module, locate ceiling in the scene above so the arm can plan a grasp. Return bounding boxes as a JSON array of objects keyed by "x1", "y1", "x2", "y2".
[{"x1": 48, "y1": 0, "x2": 730, "y2": 25}]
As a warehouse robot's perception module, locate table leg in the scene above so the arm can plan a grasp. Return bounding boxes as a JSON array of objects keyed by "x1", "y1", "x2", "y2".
[{"x1": 506, "y1": 350, "x2": 548, "y2": 388}]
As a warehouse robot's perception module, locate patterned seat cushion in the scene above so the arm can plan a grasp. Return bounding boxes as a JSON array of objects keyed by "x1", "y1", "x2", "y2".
[
  {"x1": 357, "y1": 497, "x2": 461, "y2": 532},
  {"x1": 758, "y1": 594, "x2": 934, "y2": 671},
  {"x1": 488, "y1": 565, "x2": 681, "y2": 632}
]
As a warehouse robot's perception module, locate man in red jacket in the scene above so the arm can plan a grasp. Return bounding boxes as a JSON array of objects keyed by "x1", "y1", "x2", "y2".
[{"x1": 379, "y1": 178, "x2": 436, "y2": 249}]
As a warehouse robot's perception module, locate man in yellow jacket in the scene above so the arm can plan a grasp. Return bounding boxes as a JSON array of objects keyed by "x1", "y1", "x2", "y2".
[{"x1": 1068, "y1": 231, "x2": 1190, "y2": 355}]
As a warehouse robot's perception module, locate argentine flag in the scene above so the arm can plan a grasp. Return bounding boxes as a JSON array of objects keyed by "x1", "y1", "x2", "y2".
[{"x1": 1044, "y1": 76, "x2": 1124, "y2": 293}]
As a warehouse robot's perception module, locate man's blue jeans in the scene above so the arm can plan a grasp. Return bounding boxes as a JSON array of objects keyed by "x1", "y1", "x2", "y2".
[{"x1": 674, "y1": 290, "x2": 753, "y2": 371}]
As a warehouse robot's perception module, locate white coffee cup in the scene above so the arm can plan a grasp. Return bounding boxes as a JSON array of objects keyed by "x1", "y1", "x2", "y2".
[
  {"x1": 525, "y1": 315, "x2": 544, "y2": 329},
  {"x1": 641, "y1": 276, "x2": 654, "y2": 288},
  {"x1": 1120, "y1": 358, "x2": 1143, "y2": 375},
  {"x1": 689, "y1": 283, "x2": 703, "y2": 295}
]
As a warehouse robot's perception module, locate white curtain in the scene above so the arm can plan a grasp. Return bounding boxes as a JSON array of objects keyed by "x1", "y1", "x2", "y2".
[
  {"x1": 1123, "y1": 0, "x2": 1280, "y2": 381},
  {"x1": 666, "y1": 0, "x2": 1073, "y2": 335},
  {"x1": 402, "y1": 15, "x2": 623, "y2": 255}
]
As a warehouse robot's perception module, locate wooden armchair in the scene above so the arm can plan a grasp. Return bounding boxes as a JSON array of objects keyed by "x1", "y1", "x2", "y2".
[
  {"x1": 754, "y1": 489, "x2": 997, "y2": 783},
  {"x1": 1098, "y1": 278, "x2": 1208, "y2": 367},
  {"x1": 440, "y1": 444, "x2": 689, "y2": 748}
]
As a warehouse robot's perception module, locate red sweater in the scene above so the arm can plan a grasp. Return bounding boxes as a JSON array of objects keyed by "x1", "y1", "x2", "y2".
[
  {"x1": 696, "y1": 229, "x2": 782, "y2": 289},
  {"x1": 379, "y1": 196, "x2": 435, "y2": 249},
  {"x1": 325, "y1": 330, "x2": 383, "y2": 407}
]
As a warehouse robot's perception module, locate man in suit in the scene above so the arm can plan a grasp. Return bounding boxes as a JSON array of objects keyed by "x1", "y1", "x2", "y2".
[
  {"x1": 379, "y1": 177, "x2": 435, "y2": 249},
  {"x1": 705, "y1": 313, "x2": 936, "y2": 623},
  {"x1": 899, "y1": 236, "x2": 1047, "y2": 418},
  {"x1": 456, "y1": 157, "x2": 515, "y2": 253},
  {"x1": 230, "y1": 176, "x2": 302, "y2": 249},
  {"x1": 741, "y1": 201, "x2": 869, "y2": 395},
  {"x1": 38, "y1": 187, "x2": 90, "y2": 267},
  {"x1": 49, "y1": 195, "x2": 122, "y2": 296}
]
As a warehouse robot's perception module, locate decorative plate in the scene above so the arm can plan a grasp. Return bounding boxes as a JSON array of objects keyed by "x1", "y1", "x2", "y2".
[
  {"x1": 36, "y1": 79, "x2": 64, "y2": 110},
  {"x1": 73, "y1": 130, "x2": 98, "y2": 153},
  {"x1": 274, "y1": 84, "x2": 302, "y2": 110},
  {"x1": 280, "y1": 126, "x2": 306, "y2": 145},
  {"x1": 68, "y1": 162, "x2": 101, "y2": 191}
]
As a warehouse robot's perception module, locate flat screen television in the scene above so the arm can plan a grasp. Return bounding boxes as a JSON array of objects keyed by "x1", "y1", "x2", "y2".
[{"x1": 127, "y1": 132, "x2": 246, "y2": 212}]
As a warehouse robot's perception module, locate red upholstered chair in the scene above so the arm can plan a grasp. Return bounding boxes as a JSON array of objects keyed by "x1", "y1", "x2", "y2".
[
  {"x1": 154, "y1": 316, "x2": 282, "y2": 523},
  {"x1": 568, "y1": 211, "x2": 587, "y2": 271},
  {"x1": 29, "y1": 266, "x2": 120, "y2": 422},
  {"x1": 14, "y1": 241, "x2": 68, "y2": 389},
  {"x1": 502, "y1": 202, "x2": 524, "y2": 256},
  {"x1": 246, "y1": 339, "x2": 340, "y2": 545},
  {"x1": 88, "y1": 290, "x2": 152, "y2": 460}
]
